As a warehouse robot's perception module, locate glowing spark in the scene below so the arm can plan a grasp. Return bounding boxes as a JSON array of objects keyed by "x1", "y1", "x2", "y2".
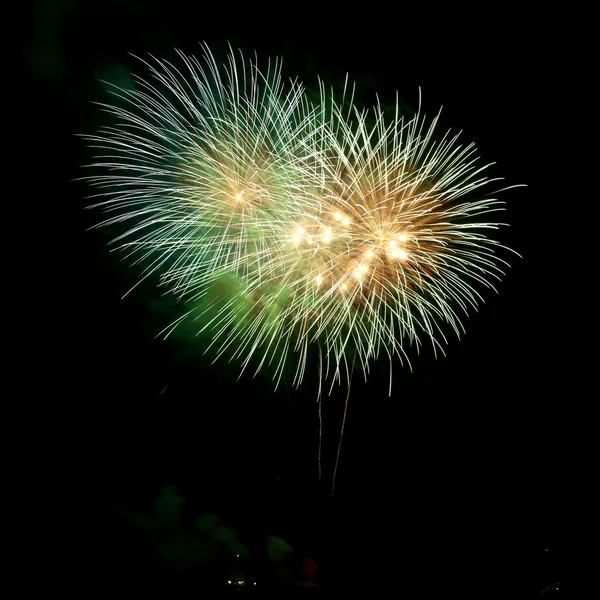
[{"x1": 391, "y1": 248, "x2": 408, "y2": 260}]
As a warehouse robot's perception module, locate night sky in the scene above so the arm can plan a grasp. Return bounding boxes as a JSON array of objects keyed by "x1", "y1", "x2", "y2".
[{"x1": 17, "y1": 2, "x2": 584, "y2": 597}]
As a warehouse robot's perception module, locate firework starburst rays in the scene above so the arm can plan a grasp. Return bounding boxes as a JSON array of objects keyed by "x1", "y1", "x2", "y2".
[
  {"x1": 82, "y1": 45, "x2": 522, "y2": 392},
  {"x1": 295, "y1": 93, "x2": 522, "y2": 383}
]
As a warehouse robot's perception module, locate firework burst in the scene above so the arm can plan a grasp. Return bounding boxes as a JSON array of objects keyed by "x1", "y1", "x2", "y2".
[{"x1": 82, "y1": 44, "x2": 522, "y2": 393}]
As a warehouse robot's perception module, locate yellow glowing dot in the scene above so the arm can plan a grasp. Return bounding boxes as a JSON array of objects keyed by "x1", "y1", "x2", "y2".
[
  {"x1": 235, "y1": 191, "x2": 244, "y2": 201},
  {"x1": 388, "y1": 240, "x2": 397, "y2": 249},
  {"x1": 334, "y1": 212, "x2": 342, "y2": 221},
  {"x1": 291, "y1": 234, "x2": 301, "y2": 244},
  {"x1": 342, "y1": 217, "x2": 350, "y2": 226},
  {"x1": 341, "y1": 283, "x2": 348, "y2": 290},
  {"x1": 358, "y1": 264, "x2": 368, "y2": 273},
  {"x1": 307, "y1": 236, "x2": 313, "y2": 244},
  {"x1": 392, "y1": 248, "x2": 408, "y2": 260},
  {"x1": 365, "y1": 249, "x2": 374, "y2": 258},
  {"x1": 316, "y1": 275, "x2": 323, "y2": 285},
  {"x1": 398, "y1": 233, "x2": 408, "y2": 242},
  {"x1": 322, "y1": 236, "x2": 331, "y2": 244}
]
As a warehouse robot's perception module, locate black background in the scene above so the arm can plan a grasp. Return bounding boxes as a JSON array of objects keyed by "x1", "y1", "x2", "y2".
[{"x1": 16, "y1": 2, "x2": 588, "y2": 597}]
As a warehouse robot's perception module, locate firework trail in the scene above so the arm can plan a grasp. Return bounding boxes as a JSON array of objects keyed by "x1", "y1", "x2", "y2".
[{"x1": 82, "y1": 44, "x2": 522, "y2": 395}]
